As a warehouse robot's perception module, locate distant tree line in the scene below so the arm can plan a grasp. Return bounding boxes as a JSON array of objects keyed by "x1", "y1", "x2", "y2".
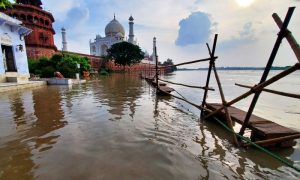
[{"x1": 159, "y1": 58, "x2": 177, "y2": 73}]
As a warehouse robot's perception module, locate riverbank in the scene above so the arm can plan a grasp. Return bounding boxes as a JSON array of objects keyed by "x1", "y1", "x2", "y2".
[{"x1": 0, "y1": 81, "x2": 47, "y2": 93}]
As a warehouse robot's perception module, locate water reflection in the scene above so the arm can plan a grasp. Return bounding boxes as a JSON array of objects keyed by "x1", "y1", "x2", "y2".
[
  {"x1": 0, "y1": 87, "x2": 67, "y2": 179},
  {"x1": 93, "y1": 74, "x2": 143, "y2": 121},
  {"x1": 0, "y1": 73, "x2": 299, "y2": 179}
]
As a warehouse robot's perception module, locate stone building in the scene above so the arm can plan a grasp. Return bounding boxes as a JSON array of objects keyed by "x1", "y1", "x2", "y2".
[
  {"x1": 0, "y1": 12, "x2": 32, "y2": 83},
  {"x1": 90, "y1": 15, "x2": 136, "y2": 56},
  {"x1": 1, "y1": 0, "x2": 57, "y2": 60}
]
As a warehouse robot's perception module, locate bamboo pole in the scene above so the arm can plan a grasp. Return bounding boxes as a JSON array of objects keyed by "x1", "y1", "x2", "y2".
[
  {"x1": 239, "y1": 7, "x2": 296, "y2": 137},
  {"x1": 154, "y1": 37, "x2": 159, "y2": 91},
  {"x1": 204, "y1": 63, "x2": 300, "y2": 120},
  {"x1": 244, "y1": 134, "x2": 300, "y2": 147},
  {"x1": 159, "y1": 57, "x2": 216, "y2": 69},
  {"x1": 212, "y1": 64, "x2": 239, "y2": 146},
  {"x1": 273, "y1": 13, "x2": 300, "y2": 63},
  {"x1": 235, "y1": 83, "x2": 300, "y2": 99},
  {"x1": 201, "y1": 34, "x2": 218, "y2": 117},
  {"x1": 158, "y1": 78, "x2": 215, "y2": 91},
  {"x1": 158, "y1": 89, "x2": 213, "y2": 112}
]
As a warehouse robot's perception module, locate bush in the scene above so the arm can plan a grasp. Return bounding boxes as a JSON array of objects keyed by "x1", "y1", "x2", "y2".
[
  {"x1": 40, "y1": 66, "x2": 56, "y2": 78},
  {"x1": 57, "y1": 57, "x2": 78, "y2": 78},
  {"x1": 28, "y1": 54, "x2": 91, "y2": 78}
]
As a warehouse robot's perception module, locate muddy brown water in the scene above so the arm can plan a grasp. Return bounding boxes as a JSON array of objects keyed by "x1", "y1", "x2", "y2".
[{"x1": 0, "y1": 72, "x2": 299, "y2": 179}]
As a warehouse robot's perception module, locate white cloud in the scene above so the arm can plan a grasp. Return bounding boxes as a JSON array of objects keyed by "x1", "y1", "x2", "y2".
[{"x1": 41, "y1": 0, "x2": 300, "y2": 67}]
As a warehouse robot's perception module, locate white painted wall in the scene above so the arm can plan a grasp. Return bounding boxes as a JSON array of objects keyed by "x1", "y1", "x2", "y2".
[{"x1": 0, "y1": 17, "x2": 30, "y2": 78}]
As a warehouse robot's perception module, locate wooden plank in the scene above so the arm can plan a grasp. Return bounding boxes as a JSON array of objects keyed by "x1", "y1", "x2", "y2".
[
  {"x1": 206, "y1": 103, "x2": 300, "y2": 143},
  {"x1": 206, "y1": 103, "x2": 271, "y2": 125},
  {"x1": 251, "y1": 123, "x2": 299, "y2": 139}
]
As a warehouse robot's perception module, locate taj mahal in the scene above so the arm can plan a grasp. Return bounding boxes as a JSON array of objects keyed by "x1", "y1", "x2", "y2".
[{"x1": 90, "y1": 15, "x2": 136, "y2": 56}]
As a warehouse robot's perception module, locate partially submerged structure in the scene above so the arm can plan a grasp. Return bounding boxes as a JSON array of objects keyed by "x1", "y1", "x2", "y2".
[{"x1": 147, "y1": 7, "x2": 300, "y2": 171}]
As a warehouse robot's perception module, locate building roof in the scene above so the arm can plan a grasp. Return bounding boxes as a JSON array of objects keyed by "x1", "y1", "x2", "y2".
[
  {"x1": 105, "y1": 15, "x2": 125, "y2": 37},
  {"x1": 16, "y1": 0, "x2": 42, "y2": 8},
  {"x1": 0, "y1": 12, "x2": 32, "y2": 36}
]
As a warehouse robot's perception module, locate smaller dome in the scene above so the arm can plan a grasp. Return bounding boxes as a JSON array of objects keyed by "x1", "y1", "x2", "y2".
[
  {"x1": 96, "y1": 34, "x2": 102, "y2": 39},
  {"x1": 105, "y1": 15, "x2": 125, "y2": 37},
  {"x1": 129, "y1": 15, "x2": 134, "y2": 21}
]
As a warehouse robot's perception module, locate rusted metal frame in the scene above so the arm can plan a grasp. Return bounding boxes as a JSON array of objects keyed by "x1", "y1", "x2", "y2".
[
  {"x1": 238, "y1": 7, "x2": 296, "y2": 137},
  {"x1": 235, "y1": 83, "x2": 300, "y2": 99},
  {"x1": 212, "y1": 63, "x2": 239, "y2": 146},
  {"x1": 201, "y1": 34, "x2": 218, "y2": 117},
  {"x1": 273, "y1": 12, "x2": 300, "y2": 63},
  {"x1": 244, "y1": 134, "x2": 300, "y2": 147},
  {"x1": 157, "y1": 78, "x2": 215, "y2": 91},
  {"x1": 204, "y1": 63, "x2": 300, "y2": 120}
]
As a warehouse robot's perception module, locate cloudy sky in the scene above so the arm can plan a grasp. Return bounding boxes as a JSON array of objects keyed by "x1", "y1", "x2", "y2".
[{"x1": 38, "y1": 0, "x2": 299, "y2": 67}]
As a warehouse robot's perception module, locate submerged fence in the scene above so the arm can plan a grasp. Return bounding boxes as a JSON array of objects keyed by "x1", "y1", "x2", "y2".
[
  {"x1": 145, "y1": 6, "x2": 300, "y2": 172},
  {"x1": 151, "y1": 7, "x2": 300, "y2": 148}
]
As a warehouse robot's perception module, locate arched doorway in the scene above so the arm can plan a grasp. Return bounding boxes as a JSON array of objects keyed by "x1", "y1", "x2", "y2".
[{"x1": 101, "y1": 44, "x2": 108, "y2": 56}]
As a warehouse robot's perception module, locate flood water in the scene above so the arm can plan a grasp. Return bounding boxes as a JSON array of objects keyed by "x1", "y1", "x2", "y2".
[{"x1": 0, "y1": 71, "x2": 299, "y2": 179}]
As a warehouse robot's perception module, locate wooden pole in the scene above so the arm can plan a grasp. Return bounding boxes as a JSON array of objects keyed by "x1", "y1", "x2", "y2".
[
  {"x1": 235, "y1": 83, "x2": 300, "y2": 99},
  {"x1": 244, "y1": 134, "x2": 300, "y2": 147},
  {"x1": 212, "y1": 64, "x2": 239, "y2": 146},
  {"x1": 155, "y1": 38, "x2": 159, "y2": 91},
  {"x1": 201, "y1": 34, "x2": 218, "y2": 117},
  {"x1": 204, "y1": 63, "x2": 300, "y2": 120},
  {"x1": 239, "y1": 7, "x2": 296, "y2": 137},
  {"x1": 160, "y1": 57, "x2": 216, "y2": 69},
  {"x1": 158, "y1": 78, "x2": 215, "y2": 91},
  {"x1": 273, "y1": 12, "x2": 300, "y2": 63}
]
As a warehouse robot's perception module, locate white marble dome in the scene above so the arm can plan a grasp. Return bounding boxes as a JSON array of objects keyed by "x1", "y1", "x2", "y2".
[{"x1": 105, "y1": 16, "x2": 125, "y2": 37}]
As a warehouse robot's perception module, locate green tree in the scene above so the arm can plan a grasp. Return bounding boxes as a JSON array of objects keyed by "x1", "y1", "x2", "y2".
[
  {"x1": 162, "y1": 58, "x2": 177, "y2": 73},
  {"x1": 107, "y1": 42, "x2": 144, "y2": 70},
  {"x1": 0, "y1": 0, "x2": 14, "y2": 9}
]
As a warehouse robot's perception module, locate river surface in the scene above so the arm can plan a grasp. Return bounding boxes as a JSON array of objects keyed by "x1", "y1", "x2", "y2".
[{"x1": 0, "y1": 70, "x2": 299, "y2": 179}]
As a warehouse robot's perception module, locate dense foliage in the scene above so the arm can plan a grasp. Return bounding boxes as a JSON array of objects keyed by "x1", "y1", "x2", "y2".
[
  {"x1": 161, "y1": 58, "x2": 177, "y2": 73},
  {"x1": 28, "y1": 54, "x2": 91, "y2": 78},
  {"x1": 106, "y1": 42, "x2": 144, "y2": 69},
  {"x1": 0, "y1": 0, "x2": 14, "y2": 9}
]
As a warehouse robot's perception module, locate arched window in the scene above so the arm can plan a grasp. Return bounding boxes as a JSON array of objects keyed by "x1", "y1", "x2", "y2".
[
  {"x1": 33, "y1": 17, "x2": 39, "y2": 24},
  {"x1": 101, "y1": 44, "x2": 108, "y2": 56},
  {"x1": 45, "y1": 20, "x2": 49, "y2": 26},
  {"x1": 20, "y1": 14, "x2": 26, "y2": 21},
  {"x1": 40, "y1": 18, "x2": 44, "y2": 25},
  {"x1": 13, "y1": 13, "x2": 19, "y2": 19},
  {"x1": 27, "y1": 15, "x2": 33, "y2": 23}
]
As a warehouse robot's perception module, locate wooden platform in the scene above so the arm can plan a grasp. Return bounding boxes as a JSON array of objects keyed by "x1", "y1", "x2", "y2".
[{"x1": 206, "y1": 103, "x2": 300, "y2": 147}]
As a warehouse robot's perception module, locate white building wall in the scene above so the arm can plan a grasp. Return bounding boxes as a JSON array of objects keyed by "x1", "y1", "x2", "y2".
[{"x1": 0, "y1": 14, "x2": 30, "y2": 82}]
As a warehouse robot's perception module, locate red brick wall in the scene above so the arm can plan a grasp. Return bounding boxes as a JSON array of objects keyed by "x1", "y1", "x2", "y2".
[
  {"x1": 27, "y1": 47, "x2": 56, "y2": 60},
  {"x1": 106, "y1": 61, "x2": 166, "y2": 75},
  {"x1": 1, "y1": 4, "x2": 57, "y2": 60}
]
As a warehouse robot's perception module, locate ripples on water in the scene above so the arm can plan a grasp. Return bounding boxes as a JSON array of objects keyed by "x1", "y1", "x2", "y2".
[{"x1": 0, "y1": 72, "x2": 299, "y2": 179}]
